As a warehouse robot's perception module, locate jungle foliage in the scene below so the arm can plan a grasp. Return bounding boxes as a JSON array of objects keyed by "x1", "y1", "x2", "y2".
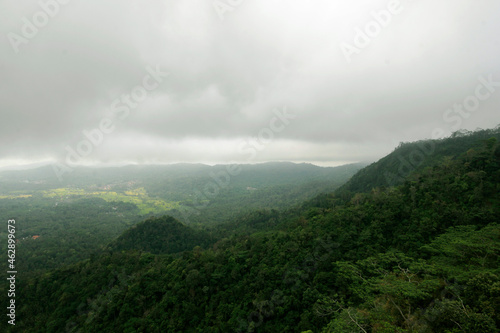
[{"x1": 1, "y1": 128, "x2": 499, "y2": 332}]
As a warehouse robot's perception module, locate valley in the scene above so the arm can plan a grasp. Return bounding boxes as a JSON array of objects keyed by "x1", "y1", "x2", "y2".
[{"x1": 0, "y1": 127, "x2": 499, "y2": 332}]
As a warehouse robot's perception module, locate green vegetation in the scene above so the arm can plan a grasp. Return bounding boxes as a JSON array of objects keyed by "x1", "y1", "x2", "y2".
[
  {"x1": 0, "y1": 194, "x2": 32, "y2": 199},
  {"x1": 0, "y1": 163, "x2": 360, "y2": 276},
  {"x1": 41, "y1": 187, "x2": 180, "y2": 215},
  {"x1": 109, "y1": 216, "x2": 214, "y2": 255},
  {"x1": 339, "y1": 127, "x2": 500, "y2": 195},
  {"x1": 1, "y1": 128, "x2": 499, "y2": 332},
  {"x1": 0, "y1": 162, "x2": 363, "y2": 226},
  {"x1": 0, "y1": 197, "x2": 142, "y2": 274}
]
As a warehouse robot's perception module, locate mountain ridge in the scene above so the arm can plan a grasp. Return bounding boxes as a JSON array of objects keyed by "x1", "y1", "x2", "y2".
[
  {"x1": 337, "y1": 126, "x2": 500, "y2": 195},
  {"x1": 3, "y1": 126, "x2": 500, "y2": 332}
]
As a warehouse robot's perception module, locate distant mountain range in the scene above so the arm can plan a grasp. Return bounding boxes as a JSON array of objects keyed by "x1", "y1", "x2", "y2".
[{"x1": 2, "y1": 126, "x2": 500, "y2": 332}]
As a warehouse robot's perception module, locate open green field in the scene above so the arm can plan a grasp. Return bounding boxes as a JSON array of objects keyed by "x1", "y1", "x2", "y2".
[
  {"x1": 41, "y1": 187, "x2": 180, "y2": 215},
  {"x1": 0, "y1": 194, "x2": 33, "y2": 199}
]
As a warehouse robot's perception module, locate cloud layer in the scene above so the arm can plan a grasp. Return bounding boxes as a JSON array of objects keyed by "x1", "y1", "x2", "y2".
[{"x1": 1, "y1": 0, "x2": 499, "y2": 168}]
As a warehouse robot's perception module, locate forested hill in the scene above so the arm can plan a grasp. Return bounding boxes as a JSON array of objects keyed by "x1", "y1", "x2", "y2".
[
  {"x1": 0, "y1": 161, "x2": 364, "y2": 226},
  {"x1": 3, "y1": 129, "x2": 500, "y2": 332},
  {"x1": 0, "y1": 161, "x2": 363, "y2": 191},
  {"x1": 338, "y1": 126, "x2": 500, "y2": 195},
  {"x1": 109, "y1": 215, "x2": 213, "y2": 255}
]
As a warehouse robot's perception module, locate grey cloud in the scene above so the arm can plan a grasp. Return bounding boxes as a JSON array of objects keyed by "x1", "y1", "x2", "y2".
[{"x1": 0, "y1": 0, "x2": 499, "y2": 167}]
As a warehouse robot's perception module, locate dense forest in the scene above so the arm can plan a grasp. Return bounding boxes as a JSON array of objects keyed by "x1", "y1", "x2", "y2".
[
  {"x1": 109, "y1": 216, "x2": 214, "y2": 255},
  {"x1": 0, "y1": 163, "x2": 360, "y2": 277},
  {"x1": 1, "y1": 128, "x2": 500, "y2": 332}
]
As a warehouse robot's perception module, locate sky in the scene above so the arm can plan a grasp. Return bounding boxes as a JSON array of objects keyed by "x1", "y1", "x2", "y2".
[{"x1": 1, "y1": 0, "x2": 499, "y2": 170}]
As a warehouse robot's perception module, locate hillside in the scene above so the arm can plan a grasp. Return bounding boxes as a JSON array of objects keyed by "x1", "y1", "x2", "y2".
[
  {"x1": 0, "y1": 162, "x2": 363, "y2": 194},
  {"x1": 338, "y1": 126, "x2": 500, "y2": 195},
  {"x1": 2, "y1": 129, "x2": 499, "y2": 332},
  {"x1": 109, "y1": 215, "x2": 212, "y2": 255},
  {"x1": 0, "y1": 162, "x2": 361, "y2": 276},
  {"x1": 0, "y1": 162, "x2": 364, "y2": 226}
]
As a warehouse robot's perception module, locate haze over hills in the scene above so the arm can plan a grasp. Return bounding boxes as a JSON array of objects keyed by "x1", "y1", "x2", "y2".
[
  {"x1": 0, "y1": 161, "x2": 363, "y2": 186},
  {"x1": 1, "y1": 127, "x2": 498, "y2": 332},
  {"x1": 0, "y1": 161, "x2": 363, "y2": 275},
  {"x1": 0, "y1": 161, "x2": 365, "y2": 223},
  {"x1": 2, "y1": 0, "x2": 500, "y2": 331}
]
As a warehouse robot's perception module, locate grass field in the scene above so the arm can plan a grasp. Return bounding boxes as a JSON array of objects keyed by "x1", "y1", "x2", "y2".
[
  {"x1": 0, "y1": 194, "x2": 33, "y2": 199},
  {"x1": 41, "y1": 187, "x2": 180, "y2": 215}
]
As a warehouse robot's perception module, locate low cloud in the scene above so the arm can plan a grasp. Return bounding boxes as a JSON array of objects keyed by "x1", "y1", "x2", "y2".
[{"x1": 1, "y1": 0, "x2": 499, "y2": 168}]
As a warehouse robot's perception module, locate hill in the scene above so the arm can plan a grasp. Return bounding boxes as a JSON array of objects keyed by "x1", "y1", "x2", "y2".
[
  {"x1": 2, "y1": 127, "x2": 499, "y2": 332},
  {"x1": 0, "y1": 161, "x2": 364, "y2": 226},
  {"x1": 0, "y1": 162, "x2": 363, "y2": 194},
  {"x1": 109, "y1": 215, "x2": 212, "y2": 255},
  {"x1": 0, "y1": 162, "x2": 363, "y2": 280},
  {"x1": 338, "y1": 126, "x2": 500, "y2": 195}
]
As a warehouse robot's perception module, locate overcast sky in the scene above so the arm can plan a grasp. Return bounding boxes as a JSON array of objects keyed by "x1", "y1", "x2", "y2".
[{"x1": 1, "y1": 0, "x2": 499, "y2": 169}]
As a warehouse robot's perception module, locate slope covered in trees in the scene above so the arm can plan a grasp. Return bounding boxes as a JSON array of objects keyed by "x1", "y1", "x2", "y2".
[
  {"x1": 0, "y1": 162, "x2": 361, "y2": 277},
  {"x1": 1, "y1": 129, "x2": 499, "y2": 332},
  {"x1": 0, "y1": 162, "x2": 364, "y2": 227},
  {"x1": 109, "y1": 215, "x2": 213, "y2": 255},
  {"x1": 338, "y1": 126, "x2": 500, "y2": 195}
]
